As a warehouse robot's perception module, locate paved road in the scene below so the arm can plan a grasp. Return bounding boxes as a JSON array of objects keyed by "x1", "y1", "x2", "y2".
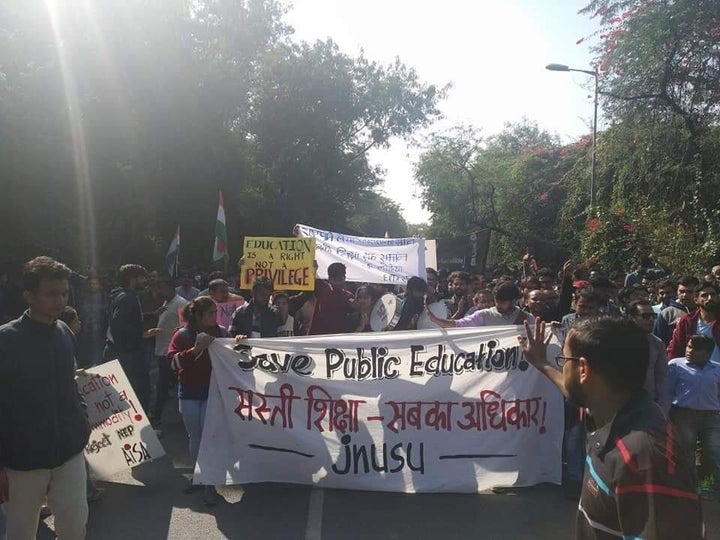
[{"x1": 37, "y1": 400, "x2": 720, "y2": 540}]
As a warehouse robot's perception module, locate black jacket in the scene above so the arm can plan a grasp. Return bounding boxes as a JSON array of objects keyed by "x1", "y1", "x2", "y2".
[
  {"x1": 106, "y1": 287, "x2": 144, "y2": 352},
  {"x1": 229, "y1": 301, "x2": 283, "y2": 338},
  {"x1": 0, "y1": 312, "x2": 90, "y2": 470}
]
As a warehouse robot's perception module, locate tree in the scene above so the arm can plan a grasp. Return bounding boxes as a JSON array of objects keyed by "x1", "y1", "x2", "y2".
[
  {"x1": 346, "y1": 191, "x2": 409, "y2": 238},
  {"x1": 414, "y1": 126, "x2": 485, "y2": 237},
  {"x1": 582, "y1": 0, "x2": 720, "y2": 134},
  {"x1": 240, "y1": 39, "x2": 443, "y2": 234},
  {"x1": 416, "y1": 121, "x2": 576, "y2": 269},
  {"x1": 576, "y1": 0, "x2": 720, "y2": 269},
  {"x1": 0, "y1": 0, "x2": 439, "y2": 270}
]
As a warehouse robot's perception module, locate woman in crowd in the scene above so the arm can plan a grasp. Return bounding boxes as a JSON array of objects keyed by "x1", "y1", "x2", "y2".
[
  {"x1": 168, "y1": 296, "x2": 227, "y2": 506},
  {"x1": 348, "y1": 285, "x2": 376, "y2": 332}
]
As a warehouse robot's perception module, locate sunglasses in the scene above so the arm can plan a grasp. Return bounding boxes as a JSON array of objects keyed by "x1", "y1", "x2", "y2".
[
  {"x1": 634, "y1": 313, "x2": 657, "y2": 319},
  {"x1": 555, "y1": 355, "x2": 581, "y2": 368}
]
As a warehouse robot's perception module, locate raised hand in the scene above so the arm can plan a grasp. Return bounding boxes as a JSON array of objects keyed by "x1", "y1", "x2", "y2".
[
  {"x1": 517, "y1": 318, "x2": 566, "y2": 396},
  {"x1": 517, "y1": 318, "x2": 551, "y2": 368},
  {"x1": 195, "y1": 333, "x2": 215, "y2": 351}
]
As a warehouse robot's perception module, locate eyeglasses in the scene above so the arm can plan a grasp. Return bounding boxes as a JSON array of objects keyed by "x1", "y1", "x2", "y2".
[
  {"x1": 555, "y1": 355, "x2": 582, "y2": 368},
  {"x1": 634, "y1": 312, "x2": 657, "y2": 319}
]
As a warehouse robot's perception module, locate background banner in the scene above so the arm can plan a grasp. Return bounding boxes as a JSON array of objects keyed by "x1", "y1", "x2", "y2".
[
  {"x1": 77, "y1": 361, "x2": 165, "y2": 479},
  {"x1": 195, "y1": 327, "x2": 563, "y2": 493},
  {"x1": 295, "y1": 224, "x2": 425, "y2": 285},
  {"x1": 436, "y1": 229, "x2": 492, "y2": 273}
]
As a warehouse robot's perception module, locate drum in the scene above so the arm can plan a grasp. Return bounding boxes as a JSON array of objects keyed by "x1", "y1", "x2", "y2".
[
  {"x1": 370, "y1": 294, "x2": 405, "y2": 331},
  {"x1": 417, "y1": 301, "x2": 451, "y2": 329}
]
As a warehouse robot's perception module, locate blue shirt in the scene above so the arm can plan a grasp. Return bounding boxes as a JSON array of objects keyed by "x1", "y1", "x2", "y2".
[
  {"x1": 667, "y1": 358, "x2": 720, "y2": 411},
  {"x1": 696, "y1": 319, "x2": 720, "y2": 364}
]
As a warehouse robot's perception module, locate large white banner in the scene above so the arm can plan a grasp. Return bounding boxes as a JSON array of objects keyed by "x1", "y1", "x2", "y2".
[
  {"x1": 195, "y1": 327, "x2": 563, "y2": 493},
  {"x1": 77, "y1": 361, "x2": 165, "y2": 479},
  {"x1": 296, "y1": 224, "x2": 425, "y2": 284}
]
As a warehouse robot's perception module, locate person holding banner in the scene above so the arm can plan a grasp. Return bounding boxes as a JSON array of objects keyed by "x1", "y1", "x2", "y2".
[
  {"x1": 307, "y1": 262, "x2": 355, "y2": 335},
  {"x1": 168, "y1": 297, "x2": 229, "y2": 506},
  {"x1": 519, "y1": 317, "x2": 703, "y2": 539},
  {"x1": 0, "y1": 257, "x2": 91, "y2": 539},
  {"x1": 426, "y1": 282, "x2": 531, "y2": 328}
]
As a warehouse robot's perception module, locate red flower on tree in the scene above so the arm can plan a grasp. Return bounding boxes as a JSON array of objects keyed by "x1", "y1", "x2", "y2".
[
  {"x1": 623, "y1": 223, "x2": 634, "y2": 233},
  {"x1": 539, "y1": 192, "x2": 549, "y2": 202},
  {"x1": 587, "y1": 217, "x2": 601, "y2": 233}
]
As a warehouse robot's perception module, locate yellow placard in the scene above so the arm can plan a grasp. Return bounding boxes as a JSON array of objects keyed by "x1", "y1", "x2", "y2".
[{"x1": 240, "y1": 237, "x2": 316, "y2": 291}]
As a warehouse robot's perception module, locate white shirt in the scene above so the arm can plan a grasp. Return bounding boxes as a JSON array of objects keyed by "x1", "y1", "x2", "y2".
[
  {"x1": 154, "y1": 295, "x2": 188, "y2": 356},
  {"x1": 277, "y1": 315, "x2": 294, "y2": 337}
]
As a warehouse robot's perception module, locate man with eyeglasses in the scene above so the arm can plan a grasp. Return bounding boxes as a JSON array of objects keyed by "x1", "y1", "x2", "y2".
[
  {"x1": 627, "y1": 299, "x2": 668, "y2": 410},
  {"x1": 556, "y1": 288, "x2": 600, "y2": 498},
  {"x1": 519, "y1": 317, "x2": 702, "y2": 539}
]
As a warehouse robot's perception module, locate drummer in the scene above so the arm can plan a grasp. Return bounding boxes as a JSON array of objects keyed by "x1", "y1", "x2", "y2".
[
  {"x1": 394, "y1": 276, "x2": 428, "y2": 331},
  {"x1": 425, "y1": 282, "x2": 533, "y2": 328}
]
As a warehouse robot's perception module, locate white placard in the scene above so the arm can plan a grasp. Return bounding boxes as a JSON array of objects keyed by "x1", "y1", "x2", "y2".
[
  {"x1": 296, "y1": 224, "x2": 425, "y2": 284},
  {"x1": 195, "y1": 327, "x2": 563, "y2": 493},
  {"x1": 77, "y1": 361, "x2": 165, "y2": 479}
]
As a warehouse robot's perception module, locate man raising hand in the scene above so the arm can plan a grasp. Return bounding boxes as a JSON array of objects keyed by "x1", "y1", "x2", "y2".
[{"x1": 518, "y1": 317, "x2": 702, "y2": 540}]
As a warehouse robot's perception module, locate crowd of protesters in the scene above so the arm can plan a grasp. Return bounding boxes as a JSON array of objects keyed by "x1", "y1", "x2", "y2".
[{"x1": 1, "y1": 253, "x2": 720, "y2": 539}]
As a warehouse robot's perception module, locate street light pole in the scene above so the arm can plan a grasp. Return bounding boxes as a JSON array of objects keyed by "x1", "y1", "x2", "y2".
[{"x1": 545, "y1": 63, "x2": 598, "y2": 207}]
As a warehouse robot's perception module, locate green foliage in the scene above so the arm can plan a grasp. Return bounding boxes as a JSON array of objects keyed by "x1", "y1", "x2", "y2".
[
  {"x1": 416, "y1": 121, "x2": 580, "y2": 269},
  {"x1": 0, "y1": 0, "x2": 441, "y2": 269},
  {"x1": 582, "y1": 0, "x2": 720, "y2": 132},
  {"x1": 346, "y1": 191, "x2": 409, "y2": 238},
  {"x1": 568, "y1": 0, "x2": 720, "y2": 274},
  {"x1": 580, "y1": 206, "x2": 642, "y2": 272}
]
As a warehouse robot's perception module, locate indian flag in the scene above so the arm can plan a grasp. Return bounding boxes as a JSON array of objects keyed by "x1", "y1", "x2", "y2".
[
  {"x1": 212, "y1": 191, "x2": 228, "y2": 263},
  {"x1": 165, "y1": 225, "x2": 180, "y2": 278}
]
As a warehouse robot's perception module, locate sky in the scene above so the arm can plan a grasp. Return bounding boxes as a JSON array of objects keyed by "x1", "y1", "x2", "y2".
[{"x1": 285, "y1": 0, "x2": 601, "y2": 224}]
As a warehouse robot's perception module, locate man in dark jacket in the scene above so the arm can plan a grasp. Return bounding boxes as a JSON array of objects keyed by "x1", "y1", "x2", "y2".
[
  {"x1": 229, "y1": 276, "x2": 283, "y2": 338},
  {"x1": 0, "y1": 257, "x2": 91, "y2": 539},
  {"x1": 102, "y1": 264, "x2": 160, "y2": 410},
  {"x1": 667, "y1": 281, "x2": 720, "y2": 360}
]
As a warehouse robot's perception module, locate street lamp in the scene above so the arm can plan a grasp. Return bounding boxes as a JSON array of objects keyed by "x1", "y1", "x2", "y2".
[{"x1": 546, "y1": 63, "x2": 599, "y2": 207}]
